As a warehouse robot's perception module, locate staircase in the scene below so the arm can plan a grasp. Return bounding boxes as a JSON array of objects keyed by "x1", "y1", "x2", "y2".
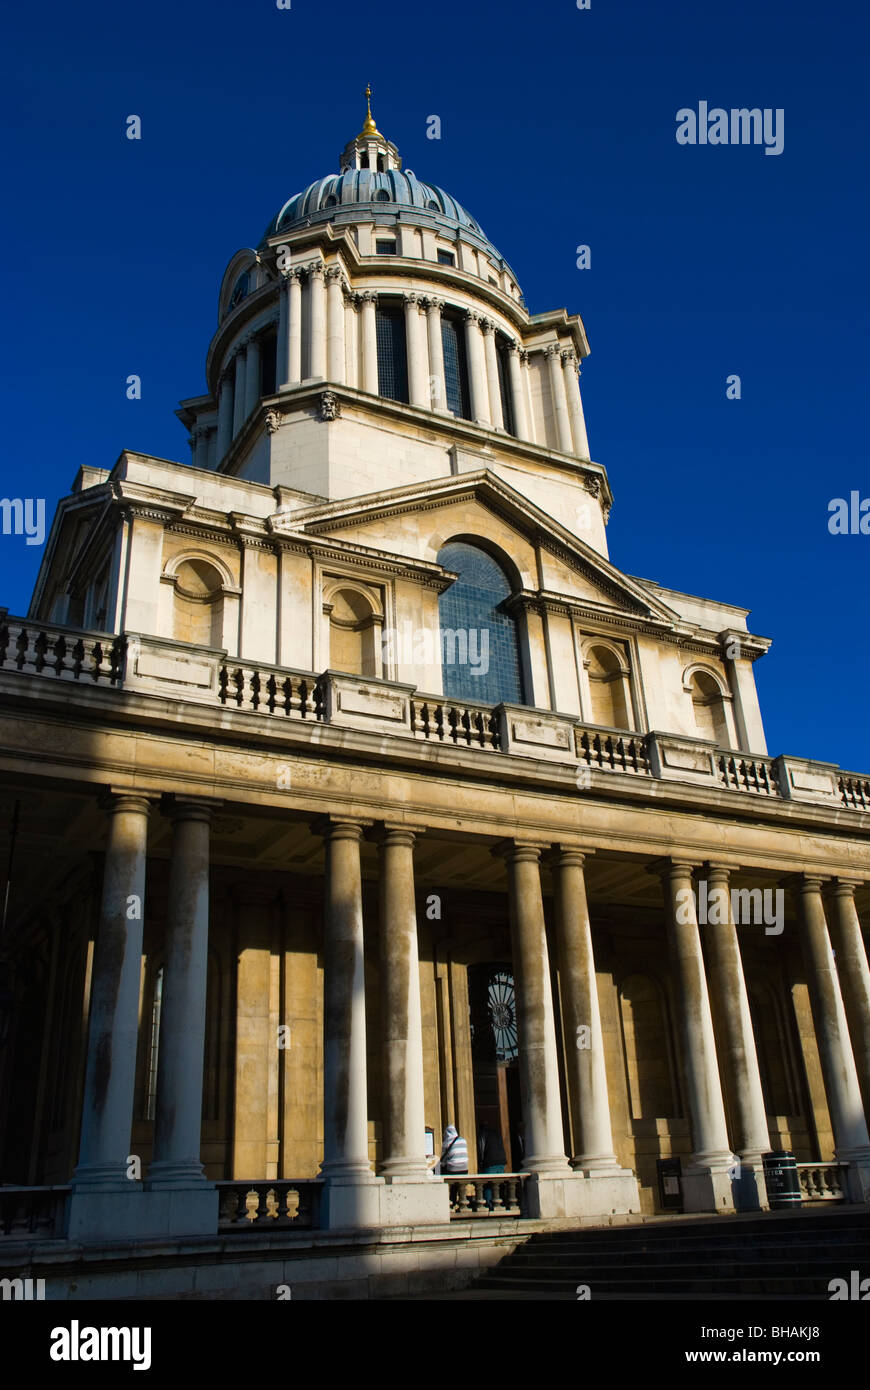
[{"x1": 470, "y1": 1208, "x2": 870, "y2": 1299}]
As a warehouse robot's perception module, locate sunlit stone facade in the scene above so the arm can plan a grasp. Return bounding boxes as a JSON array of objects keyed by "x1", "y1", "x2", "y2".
[{"x1": 1, "y1": 99, "x2": 869, "y2": 1262}]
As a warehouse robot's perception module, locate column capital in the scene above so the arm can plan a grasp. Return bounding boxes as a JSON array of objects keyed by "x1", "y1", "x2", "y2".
[
  {"x1": 826, "y1": 877, "x2": 865, "y2": 896},
  {"x1": 369, "y1": 822, "x2": 428, "y2": 846},
  {"x1": 480, "y1": 316, "x2": 495, "y2": 336},
  {"x1": 281, "y1": 266, "x2": 302, "y2": 284},
  {"x1": 548, "y1": 844, "x2": 594, "y2": 869},
  {"x1": 544, "y1": 342, "x2": 562, "y2": 360},
  {"x1": 402, "y1": 290, "x2": 420, "y2": 306},
  {"x1": 648, "y1": 855, "x2": 700, "y2": 880},
  {"x1": 423, "y1": 295, "x2": 444, "y2": 313},
  {"x1": 702, "y1": 861, "x2": 741, "y2": 881},
  {"x1": 781, "y1": 871, "x2": 831, "y2": 893},
  {"x1": 464, "y1": 307, "x2": 482, "y2": 325},
  {"x1": 519, "y1": 348, "x2": 531, "y2": 366},
  {"x1": 561, "y1": 348, "x2": 578, "y2": 368},
  {"x1": 357, "y1": 288, "x2": 378, "y2": 305},
  {"x1": 325, "y1": 264, "x2": 344, "y2": 283},
  {"x1": 505, "y1": 337, "x2": 521, "y2": 355},
  {"x1": 99, "y1": 788, "x2": 154, "y2": 816},
  {"x1": 160, "y1": 794, "x2": 222, "y2": 824},
  {"x1": 306, "y1": 260, "x2": 325, "y2": 280},
  {"x1": 311, "y1": 814, "x2": 373, "y2": 841},
  {"x1": 492, "y1": 837, "x2": 548, "y2": 864}
]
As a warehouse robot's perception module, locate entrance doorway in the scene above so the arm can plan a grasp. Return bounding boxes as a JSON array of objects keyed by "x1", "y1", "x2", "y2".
[{"x1": 468, "y1": 963, "x2": 524, "y2": 1170}]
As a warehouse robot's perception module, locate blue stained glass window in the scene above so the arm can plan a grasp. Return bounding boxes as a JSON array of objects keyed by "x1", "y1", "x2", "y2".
[
  {"x1": 376, "y1": 307, "x2": 408, "y2": 402},
  {"x1": 437, "y1": 542, "x2": 525, "y2": 705},
  {"x1": 441, "y1": 316, "x2": 471, "y2": 419}
]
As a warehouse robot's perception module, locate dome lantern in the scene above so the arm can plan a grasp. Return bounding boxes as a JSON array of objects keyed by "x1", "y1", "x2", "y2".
[{"x1": 339, "y1": 84, "x2": 402, "y2": 174}]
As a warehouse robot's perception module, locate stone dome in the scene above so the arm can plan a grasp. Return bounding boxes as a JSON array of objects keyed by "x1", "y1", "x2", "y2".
[{"x1": 261, "y1": 168, "x2": 510, "y2": 270}]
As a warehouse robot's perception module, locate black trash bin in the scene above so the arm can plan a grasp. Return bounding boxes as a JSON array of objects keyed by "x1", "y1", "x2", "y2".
[{"x1": 762, "y1": 1150, "x2": 802, "y2": 1210}]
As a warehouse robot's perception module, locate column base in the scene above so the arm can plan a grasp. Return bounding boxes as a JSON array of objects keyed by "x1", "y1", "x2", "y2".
[
  {"x1": 70, "y1": 1161, "x2": 134, "y2": 1192},
  {"x1": 144, "y1": 1159, "x2": 208, "y2": 1189},
  {"x1": 681, "y1": 1156, "x2": 737, "y2": 1213},
  {"x1": 729, "y1": 1154, "x2": 769, "y2": 1212},
  {"x1": 523, "y1": 1170, "x2": 640, "y2": 1220},
  {"x1": 380, "y1": 1173, "x2": 451, "y2": 1225},
  {"x1": 65, "y1": 1187, "x2": 218, "y2": 1242},
  {"x1": 319, "y1": 1175, "x2": 385, "y2": 1230}
]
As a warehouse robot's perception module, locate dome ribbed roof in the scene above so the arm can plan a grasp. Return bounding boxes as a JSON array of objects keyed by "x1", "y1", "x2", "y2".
[{"x1": 261, "y1": 169, "x2": 509, "y2": 269}]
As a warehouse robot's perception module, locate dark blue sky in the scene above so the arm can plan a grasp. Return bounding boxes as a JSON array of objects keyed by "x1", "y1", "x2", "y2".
[{"x1": 1, "y1": 0, "x2": 867, "y2": 769}]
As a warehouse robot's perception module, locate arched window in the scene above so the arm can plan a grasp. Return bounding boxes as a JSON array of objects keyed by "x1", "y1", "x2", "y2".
[
  {"x1": 374, "y1": 187, "x2": 389, "y2": 200},
  {"x1": 228, "y1": 272, "x2": 248, "y2": 311},
  {"x1": 376, "y1": 304, "x2": 408, "y2": 402},
  {"x1": 585, "y1": 643, "x2": 632, "y2": 729},
  {"x1": 327, "y1": 587, "x2": 380, "y2": 677},
  {"x1": 323, "y1": 194, "x2": 338, "y2": 208},
  {"x1": 688, "y1": 670, "x2": 730, "y2": 746},
  {"x1": 441, "y1": 313, "x2": 471, "y2": 419},
  {"x1": 619, "y1": 974, "x2": 678, "y2": 1120},
  {"x1": 436, "y1": 542, "x2": 525, "y2": 705}
]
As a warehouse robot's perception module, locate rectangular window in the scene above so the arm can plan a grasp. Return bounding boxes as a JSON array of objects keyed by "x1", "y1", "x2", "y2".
[
  {"x1": 437, "y1": 249, "x2": 455, "y2": 266},
  {"x1": 441, "y1": 315, "x2": 471, "y2": 420},
  {"x1": 496, "y1": 341, "x2": 515, "y2": 435},
  {"x1": 260, "y1": 332, "x2": 277, "y2": 396},
  {"x1": 376, "y1": 307, "x2": 409, "y2": 402},
  {"x1": 376, "y1": 239, "x2": 397, "y2": 255}
]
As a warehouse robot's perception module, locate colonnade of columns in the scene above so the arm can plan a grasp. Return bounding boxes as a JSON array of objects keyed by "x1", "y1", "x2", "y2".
[
  {"x1": 200, "y1": 258, "x2": 592, "y2": 466},
  {"x1": 68, "y1": 792, "x2": 870, "y2": 1238}
]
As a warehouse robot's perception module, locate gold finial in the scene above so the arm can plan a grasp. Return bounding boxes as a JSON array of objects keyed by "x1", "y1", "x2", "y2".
[{"x1": 359, "y1": 83, "x2": 381, "y2": 137}]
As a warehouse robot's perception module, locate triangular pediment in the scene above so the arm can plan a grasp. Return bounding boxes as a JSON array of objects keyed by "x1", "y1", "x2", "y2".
[{"x1": 279, "y1": 470, "x2": 683, "y2": 628}]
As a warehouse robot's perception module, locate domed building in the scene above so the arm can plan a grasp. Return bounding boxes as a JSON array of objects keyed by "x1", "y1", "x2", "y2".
[{"x1": 0, "y1": 94, "x2": 869, "y2": 1299}]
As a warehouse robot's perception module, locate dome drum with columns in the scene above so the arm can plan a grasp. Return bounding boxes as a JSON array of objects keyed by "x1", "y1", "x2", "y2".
[{"x1": 177, "y1": 93, "x2": 604, "y2": 553}]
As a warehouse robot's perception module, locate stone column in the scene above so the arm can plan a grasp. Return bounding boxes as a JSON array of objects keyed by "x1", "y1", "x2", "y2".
[
  {"x1": 280, "y1": 268, "x2": 303, "y2": 388},
  {"x1": 359, "y1": 291, "x2": 379, "y2": 395},
  {"x1": 232, "y1": 344, "x2": 247, "y2": 436},
  {"x1": 521, "y1": 349, "x2": 538, "y2": 444},
  {"x1": 826, "y1": 879, "x2": 870, "y2": 1113},
  {"x1": 403, "y1": 293, "x2": 428, "y2": 407},
  {"x1": 313, "y1": 816, "x2": 382, "y2": 1228},
  {"x1": 493, "y1": 840, "x2": 573, "y2": 1222},
  {"x1": 464, "y1": 310, "x2": 491, "y2": 426},
  {"x1": 216, "y1": 374, "x2": 234, "y2": 460},
  {"x1": 72, "y1": 793, "x2": 151, "y2": 1192},
  {"x1": 308, "y1": 263, "x2": 327, "y2": 381},
  {"x1": 244, "y1": 336, "x2": 261, "y2": 417},
  {"x1": 701, "y1": 863, "x2": 770, "y2": 1207},
  {"x1": 789, "y1": 874, "x2": 870, "y2": 1200},
  {"x1": 546, "y1": 344, "x2": 574, "y2": 453},
  {"x1": 561, "y1": 349, "x2": 591, "y2": 458},
  {"x1": 424, "y1": 296, "x2": 447, "y2": 411},
  {"x1": 506, "y1": 341, "x2": 530, "y2": 439},
  {"x1": 550, "y1": 848, "x2": 639, "y2": 1210},
  {"x1": 146, "y1": 798, "x2": 217, "y2": 1195},
  {"x1": 375, "y1": 825, "x2": 450, "y2": 1222},
  {"x1": 482, "y1": 319, "x2": 504, "y2": 429},
  {"x1": 655, "y1": 858, "x2": 736, "y2": 1211},
  {"x1": 326, "y1": 266, "x2": 346, "y2": 384},
  {"x1": 190, "y1": 427, "x2": 208, "y2": 471},
  {"x1": 66, "y1": 792, "x2": 153, "y2": 1240}
]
